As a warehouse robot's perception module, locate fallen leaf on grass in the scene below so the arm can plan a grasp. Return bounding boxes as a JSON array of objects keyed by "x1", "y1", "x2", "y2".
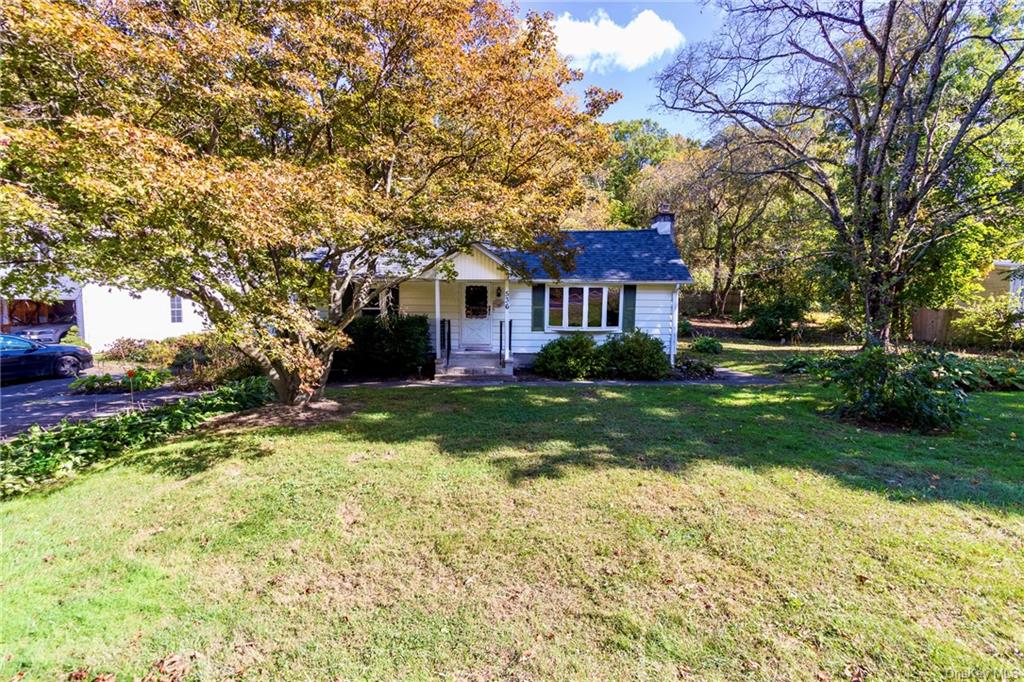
[
  {"x1": 844, "y1": 663, "x2": 869, "y2": 681},
  {"x1": 141, "y1": 653, "x2": 196, "y2": 682}
]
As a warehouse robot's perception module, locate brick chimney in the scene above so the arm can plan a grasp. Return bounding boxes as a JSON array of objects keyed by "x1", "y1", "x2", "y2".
[{"x1": 651, "y1": 204, "x2": 675, "y2": 237}]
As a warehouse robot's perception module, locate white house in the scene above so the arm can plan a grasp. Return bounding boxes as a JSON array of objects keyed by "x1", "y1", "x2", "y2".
[
  {"x1": 396, "y1": 211, "x2": 692, "y2": 375},
  {"x1": 3, "y1": 212, "x2": 690, "y2": 368},
  {"x1": 0, "y1": 280, "x2": 206, "y2": 350}
]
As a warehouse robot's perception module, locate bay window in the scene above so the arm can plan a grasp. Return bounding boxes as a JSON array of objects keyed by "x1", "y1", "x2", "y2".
[{"x1": 546, "y1": 285, "x2": 621, "y2": 330}]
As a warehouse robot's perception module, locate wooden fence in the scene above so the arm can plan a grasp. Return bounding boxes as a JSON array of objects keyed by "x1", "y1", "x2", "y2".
[
  {"x1": 679, "y1": 290, "x2": 745, "y2": 316},
  {"x1": 911, "y1": 308, "x2": 955, "y2": 344}
]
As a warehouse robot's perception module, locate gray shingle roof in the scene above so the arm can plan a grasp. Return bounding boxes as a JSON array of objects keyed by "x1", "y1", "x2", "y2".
[{"x1": 498, "y1": 229, "x2": 691, "y2": 283}]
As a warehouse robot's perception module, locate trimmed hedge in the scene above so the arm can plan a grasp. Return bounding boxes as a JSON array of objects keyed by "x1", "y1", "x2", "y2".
[
  {"x1": 602, "y1": 331, "x2": 672, "y2": 380},
  {"x1": 0, "y1": 377, "x2": 274, "y2": 497},
  {"x1": 532, "y1": 333, "x2": 606, "y2": 380},
  {"x1": 330, "y1": 314, "x2": 434, "y2": 380},
  {"x1": 532, "y1": 331, "x2": 670, "y2": 381}
]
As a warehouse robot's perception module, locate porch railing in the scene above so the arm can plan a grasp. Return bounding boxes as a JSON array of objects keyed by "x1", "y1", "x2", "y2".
[{"x1": 440, "y1": 319, "x2": 452, "y2": 369}]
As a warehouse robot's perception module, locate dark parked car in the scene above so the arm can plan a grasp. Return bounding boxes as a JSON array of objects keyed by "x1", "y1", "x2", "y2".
[{"x1": 0, "y1": 334, "x2": 93, "y2": 381}]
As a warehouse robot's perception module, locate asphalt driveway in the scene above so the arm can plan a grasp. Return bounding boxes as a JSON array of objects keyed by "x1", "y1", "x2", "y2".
[{"x1": 0, "y1": 377, "x2": 199, "y2": 438}]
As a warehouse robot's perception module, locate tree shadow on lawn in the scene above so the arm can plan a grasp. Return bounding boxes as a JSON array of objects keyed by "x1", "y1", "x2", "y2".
[
  {"x1": 313, "y1": 383, "x2": 1024, "y2": 513},
  {"x1": 122, "y1": 433, "x2": 271, "y2": 479}
]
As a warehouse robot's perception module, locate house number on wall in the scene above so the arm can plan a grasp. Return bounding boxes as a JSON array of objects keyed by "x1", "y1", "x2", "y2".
[{"x1": 504, "y1": 289, "x2": 510, "y2": 310}]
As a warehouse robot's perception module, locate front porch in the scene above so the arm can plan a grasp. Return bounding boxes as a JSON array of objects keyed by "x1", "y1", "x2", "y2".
[{"x1": 435, "y1": 351, "x2": 515, "y2": 378}]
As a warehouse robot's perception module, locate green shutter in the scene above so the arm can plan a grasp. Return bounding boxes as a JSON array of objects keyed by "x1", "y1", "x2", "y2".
[
  {"x1": 622, "y1": 285, "x2": 637, "y2": 332},
  {"x1": 531, "y1": 284, "x2": 545, "y2": 331}
]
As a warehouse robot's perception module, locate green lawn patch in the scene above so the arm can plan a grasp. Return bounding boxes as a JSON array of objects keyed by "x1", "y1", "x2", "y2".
[{"x1": 2, "y1": 378, "x2": 1021, "y2": 680}]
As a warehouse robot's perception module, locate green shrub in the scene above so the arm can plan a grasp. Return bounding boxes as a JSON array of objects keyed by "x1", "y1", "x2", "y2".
[
  {"x1": 819, "y1": 347, "x2": 968, "y2": 432},
  {"x1": 948, "y1": 294, "x2": 1024, "y2": 350},
  {"x1": 690, "y1": 336, "x2": 723, "y2": 354},
  {"x1": 602, "y1": 331, "x2": 671, "y2": 380},
  {"x1": 60, "y1": 325, "x2": 89, "y2": 349},
  {"x1": 977, "y1": 360, "x2": 1024, "y2": 391},
  {"x1": 737, "y1": 299, "x2": 807, "y2": 340},
  {"x1": 677, "y1": 318, "x2": 693, "y2": 338},
  {"x1": 69, "y1": 367, "x2": 171, "y2": 393},
  {"x1": 330, "y1": 314, "x2": 433, "y2": 379},
  {"x1": 100, "y1": 337, "x2": 158, "y2": 363},
  {"x1": 675, "y1": 355, "x2": 715, "y2": 379},
  {"x1": 532, "y1": 333, "x2": 606, "y2": 380},
  {"x1": 166, "y1": 332, "x2": 262, "y2": 388},
  {"x1": 0, "y1": 377, "x2": 274, "y2": 497},
  {"x1": 910, "y1": 350, "x2": 1023, "y2": 392},
  {"x1": 780, "y1": 354, "x2": 820, "y2": 374}
]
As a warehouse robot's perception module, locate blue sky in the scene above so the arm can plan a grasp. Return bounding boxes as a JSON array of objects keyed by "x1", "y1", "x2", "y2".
[{"x1": 518, "y1": 2, "x2": 723, "y2": 139}]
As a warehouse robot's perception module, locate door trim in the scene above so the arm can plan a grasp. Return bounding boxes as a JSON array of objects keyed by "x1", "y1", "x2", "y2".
[{"x1": 461, "y1": 283, "x2": 493, "y2": 351}]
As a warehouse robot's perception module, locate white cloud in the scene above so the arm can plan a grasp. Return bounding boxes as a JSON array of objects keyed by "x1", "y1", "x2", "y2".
[{"x1": 553, "y1": 9, "x2": 684, "y2": 73}]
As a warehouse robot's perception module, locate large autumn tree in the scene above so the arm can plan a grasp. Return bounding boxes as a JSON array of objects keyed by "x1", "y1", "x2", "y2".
[
  {"x1": 0, "y1": 0, "x2": 616, "y2": 402},
  {"x1": 657, "y1": 0, "x2": 1024, "y2": 345}
]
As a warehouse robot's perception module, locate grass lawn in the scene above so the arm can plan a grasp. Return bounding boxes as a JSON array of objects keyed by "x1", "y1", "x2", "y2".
[
  {"x1": 2, "y1": 342, "x2": 1022, "y2": 680},
  {"x1": 685, "y1": 336, "x2": 860, "y2": 375}
]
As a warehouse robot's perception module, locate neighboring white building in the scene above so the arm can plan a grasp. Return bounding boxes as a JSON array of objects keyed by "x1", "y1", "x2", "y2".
[
  {"x1": 76, "y1": 285, "x2": 207, "y2": 351},
  {"x1": 982, "y1": 260, "x2": 1024, "y2": 307},
  {"x1": 0, "y1": 281, "x2": 206, "y2": 351}
]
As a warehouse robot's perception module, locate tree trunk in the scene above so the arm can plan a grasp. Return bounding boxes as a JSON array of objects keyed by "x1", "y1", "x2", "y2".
[
  {"x1": 266, "y1": 348, "x2": 338, "y2": 406},
  {"x1": 710, "y1": 250, "x2": 724, "y2": 318},
  {"x1": 862, "y1": 281, "x2": 894, "y2": 349},
  {"x1": 268, "y1": 365, "x2": 307, "y2": 405},
  {"x1": 718, "y1": 242, "x2": 740, "y2": 318}
]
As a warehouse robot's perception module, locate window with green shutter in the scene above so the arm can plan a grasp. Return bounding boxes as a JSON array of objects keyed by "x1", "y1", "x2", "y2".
[
  {"x1": 622, "y1": 285, "x2": 636, "y2": 331},
  {"x1": 531, "y1": 284, "x2": 545, "y2": 331}
]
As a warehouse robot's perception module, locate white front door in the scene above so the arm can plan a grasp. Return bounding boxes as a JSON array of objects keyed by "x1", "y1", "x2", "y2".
[{"x1": 462, "y1": 284, "x2": 491, "y2": 350}]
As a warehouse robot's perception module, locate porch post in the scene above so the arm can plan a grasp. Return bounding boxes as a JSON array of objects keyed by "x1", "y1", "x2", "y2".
[
  {"x1": 434, "y1": 277, "x2": 442, "y2": 359},
  {"x1": 503, "y1": 278, "x2": 511, "y2": 362},
  {"x1": 670, "y1": 283, "x2": 680, "y2": 366}
]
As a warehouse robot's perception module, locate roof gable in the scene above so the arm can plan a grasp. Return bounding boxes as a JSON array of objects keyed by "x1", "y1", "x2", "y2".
[{"x1": 423, "y1": 245, "x2": 507, "y2": 280}]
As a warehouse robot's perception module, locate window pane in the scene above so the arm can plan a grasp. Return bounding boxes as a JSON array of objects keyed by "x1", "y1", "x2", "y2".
[
  {"x1": 170, "y1": 295, "x2": 183, "y2": 324},
  {"x1": 587, "y1": 288, "x2": 603, "y2": 327},
  {"x1": 0, "y1": 336, "x2": 33, "y2": 350},
  {"x1": 548, "y1": 287, "x2": 563, "y2": 326},
  {"x1": 606, "y1": 287, "x2": 620, "y2": 327},
  {"x1": 567, "y1": 287, "x2": 584, "y2": 327},
  {"x1": 465, "y1": 285, "x2": 489, "y2": 319}
]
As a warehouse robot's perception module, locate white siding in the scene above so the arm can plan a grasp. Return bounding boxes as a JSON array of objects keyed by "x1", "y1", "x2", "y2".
[
  {"x1": 633, "y1": 284, "x2": 677, "y2": 352},
  {"x1": 506, "y1": 282, "x2": 677, "y2": 355},
  {"x1": 79, "y1": 285, "x2": 207, "y2": 351},
  {"x1": 400, "y1": 279, "x2": 678, "y2": 357},
  {"x1": 399, "y1": 280, "x2": 465, "y2": 351},
  {"x1": 421, "y1": 249, "x2": 505, "y2": 281}
]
